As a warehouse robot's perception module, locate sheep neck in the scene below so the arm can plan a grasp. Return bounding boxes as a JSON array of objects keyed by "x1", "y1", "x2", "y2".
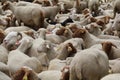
[
  {"x1": 83, "y1": 31, "x2": 97, "y2": 48},
  {"x1": 8, "y1": 2, "x2": 15, "y2": 13}
]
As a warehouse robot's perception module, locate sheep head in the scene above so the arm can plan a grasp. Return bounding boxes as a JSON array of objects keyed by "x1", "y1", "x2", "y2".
[
  {"x1": 96, "y1": 20, "x2": 105, "y2": 27},
  {"x1": 12, "y1": 66, "x2": 40, "y2": 80},
  {"x1": 2, "y1": 1, "x2": 11, "y2": 11},
  {"x1": 60, "y1": 66, "x2": 70, "y2": 80},
  {"x1": 69, "y1": 24, "x2": 79, "y2": 33},
  {"x1": 90, "y1": 17, "x2": 97, "y2": 22},
  {"x1": 66, "y1": 43, "x2": 77, "y2": 57},
  {"x1": 82, "y1": 8, "x2": 90, "y2": 15},
  {"x1": 101, "y1": 41, "x2": 117, "y2": 59},
  {"x1": 56, "y1": 27, "x2": 68, "y2": 37},
  {"x1": 23, "y1": 30, "x2": 36, "y2": 39},
  {"x1": 72, "y1": 28, "x2": 86, "y2": 38}
]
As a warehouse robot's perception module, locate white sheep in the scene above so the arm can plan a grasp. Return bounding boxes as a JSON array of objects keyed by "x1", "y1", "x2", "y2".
[
  {"x1": 69, "y1": 48, "x2": 109, "y2": 80},
  {"x1": 7, "y1": 37, "x2": 43, "y2": 76}
]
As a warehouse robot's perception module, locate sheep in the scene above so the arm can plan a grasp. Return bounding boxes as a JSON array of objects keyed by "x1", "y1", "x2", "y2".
[
  {"x1": 60, "y1": 38, "x2": 85, "y2": 51},
  {"x1": 4, "y1": 26, "x2": 34, "y2": 35},
  {"x1": 3, "y1": 31, "x2": 22, "y2": 51},
  {"x1": 69, "y1": 48, "x2": 109, "y2": 80},
  {"x1": 101, "y1": 73, "x2": 120, "y2": 80},
  {"x1": 56, "y1": 42, "x2": 77, "y2": 60},
  {"x1": 101, "y1": 41, "x2": 120, "y2": 59},
  {"x1": 0, "y1": 71, "x2": 11, "y2": 80},
  {"x1": 38, "y1": 70, "x2": 62, "y2": 80},
  {"x1": 40, "y1": 2, "x2": 65, "y2": 23},
  {"x1": 72, "y1": 28, "x2": 120, "y2": 48},
  {"x1": 7, "y1": 37, "x2": 43, "y2": 76},
  {"x1": 2, "y1": 1, "x2": 44, "y2": 31},
  {"x1": 102, "y1": 19, "x2": 114, "y2": 35},
  {"x1": 37, "y1": 40, "x2": 57, "y2": 61},
  {"x1": 12, "y1": 66, "x2": 40, "y2": 80},
  {"x1": 27, "y1": 28, "x2": 50, "y2": 68},
  {"x1": 46, "y1": 27, "x2": 72, "y2": 44}
]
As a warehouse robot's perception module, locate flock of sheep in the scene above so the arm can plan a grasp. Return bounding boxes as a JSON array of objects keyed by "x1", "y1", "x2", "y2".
[{"x1": 0, "y1": 0, "x2": 120, "y2": 80}]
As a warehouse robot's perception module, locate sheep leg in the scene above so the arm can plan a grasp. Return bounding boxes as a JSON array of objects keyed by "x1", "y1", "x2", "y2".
[{"x1": 69, "y1": 67, "x2": 79, "y2": 80}]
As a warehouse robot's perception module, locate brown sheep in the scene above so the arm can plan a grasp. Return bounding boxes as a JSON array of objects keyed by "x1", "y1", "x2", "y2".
[{"x1": 12, "y1": 66, "x2": 40, "y2": 80}]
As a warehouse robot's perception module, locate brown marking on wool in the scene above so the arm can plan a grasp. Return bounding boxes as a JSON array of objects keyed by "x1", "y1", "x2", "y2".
[
  {"x1": 82, "y1": 8, "x2": 90, "y2": 15},
  {"x1": 12, "y1": 67, "x2": 39, "y2": 80},
  {"x1": 72, "y1": 28, "x2": 86, "y2": 38},
  {"x1": 56, "y1": 27, "x2": 66, "y2": 36}
]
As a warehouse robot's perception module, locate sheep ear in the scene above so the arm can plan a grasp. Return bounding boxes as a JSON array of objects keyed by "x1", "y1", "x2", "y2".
[{"x1": 112, "y1": 43, "x2": 117, "y2": 48}]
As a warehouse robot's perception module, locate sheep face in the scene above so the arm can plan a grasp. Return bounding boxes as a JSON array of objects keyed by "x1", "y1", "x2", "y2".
[
  {"x1": 3, "y1": 32, "x2": 22, "y2": 51},
  {"x1": 66, "y1": 43, "x2": 77, "y2": 57},
  {"x1": 56, "y1": 27, "x2": 66, "y2": 36},
  {"x1": 96, "y1": 20, "x2": 105, "y2": 27},
  {"x1": 12, "y1": 66, "x2": 40, "y2": 80},
  {"x1": 82, "y1": 8, "x2": 90, "y2": 15},
  {"x1": 69, "y1": 24, "x2": 79, "y2": 33},
  {"x1": 90, "y1": 17, "x2": 97, "y2": 22},
  {"x1": 2, "y1": 1, "x2": 11, "y2": 11},
  {"x1": 101, "y1": 41, "x2": 117, "y2": 59},
  {"x1": 72, "y1": 28, "x2": 86, "y2": 39}
]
